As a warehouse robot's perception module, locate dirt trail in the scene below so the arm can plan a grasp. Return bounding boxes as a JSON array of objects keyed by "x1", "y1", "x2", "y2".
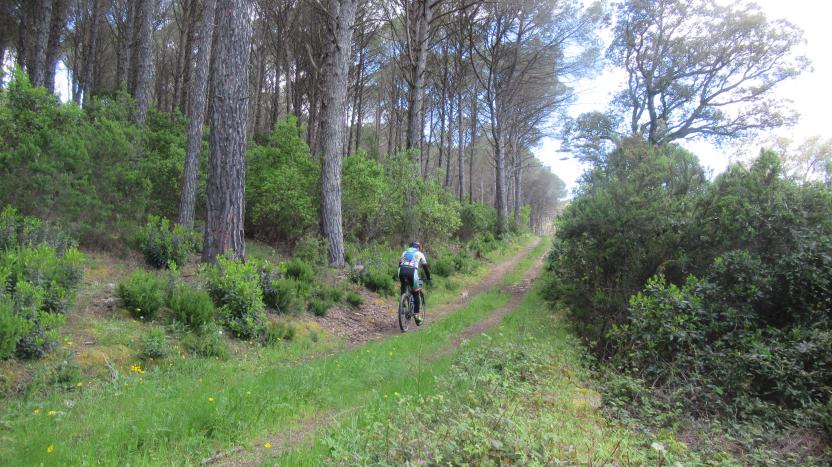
[
  {"x1": 207, "y1": 240, "x2": 548, "y2": 466},
  {"x1": 430, "y1": 247, "x2": 545, "y2": 361},
  {"x1": 307, "y1": 237, "x2": 542, "y2": 346}
]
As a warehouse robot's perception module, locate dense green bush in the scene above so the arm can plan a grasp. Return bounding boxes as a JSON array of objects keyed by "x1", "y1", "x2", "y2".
[
  {"x1": 546, "y1": 141, "x2": 832, "y2": 430},
  {"x1": 202, "y1": 255, "x2": 266, "y2": 339},
  {"x1": 342, "y1": 152, "x2": 393, "y2": 242},
  {"x1": 263, "y1": 321, "x2": 296, "y2": 345},
  {"x1": 167, "y1": 285, "x2": 214, "y2": 330},
  {"x1": 134, "y1": 215, "x2": 201, "y2": 269},
  {"x1": 139, "y1": 328, "x2": 169, "y2": 360},
  {"x1": 546, "y1": 140, "x2": 706, "y2": 351},
  {"x1": 246, "y1": 116, "x2": 319, "y2": 244},
  {"x1": 345, "y1": 291, "x2": 364, "y2": 308},
  {"x1": 292, "y1": 234, "x2": 330, "y2": 266},
  {"x1": 0, "y1": 72, "x2": 190, "y2": 246},
  {"x1": 284, "y1": 257, "x2": 315, "y2": 283},
  {"x1": 117, "y1": 270, "x2": 167, "y2": 320},
  {"x1": 308, "y1": 298, "x2": 332, "y2": 317},
  {"x1": 0, "y1": 208, "x2": 84, "y2": 359},
  {"x1": 266, "y1": 279, "x2": 304, "y2": 316},
  {"x1": 458, "y1": 202, "x2": 497, "y2": 240},
  {"x1": 347, "y1": 243, "x2": 398, "y2": 295},
  {"x1": 0, "y1": 298, "x2": 26, "y2": 359},
  {"x1": 181, "y1": 323, "x2": 228, "y2": 359}
]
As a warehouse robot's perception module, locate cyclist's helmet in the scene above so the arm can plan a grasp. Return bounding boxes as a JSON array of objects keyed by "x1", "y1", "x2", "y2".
[{"x1": 410, "y1": 241, "x2": 421, "y2": 250}]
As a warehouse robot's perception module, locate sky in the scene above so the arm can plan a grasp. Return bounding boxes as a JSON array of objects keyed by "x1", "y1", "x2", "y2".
[{"x1": 535, "y1": 0, "x2": 832, "y2": 196}]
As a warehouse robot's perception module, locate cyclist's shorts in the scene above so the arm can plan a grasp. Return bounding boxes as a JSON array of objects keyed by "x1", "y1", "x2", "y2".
[{"x1": 398, "y1": 266, "x2": 422, "y2": 291}]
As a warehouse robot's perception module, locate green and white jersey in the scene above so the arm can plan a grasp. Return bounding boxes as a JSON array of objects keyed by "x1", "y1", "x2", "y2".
[{"x1": 399, "y1": 247, "x2": 427, "y2": 268}]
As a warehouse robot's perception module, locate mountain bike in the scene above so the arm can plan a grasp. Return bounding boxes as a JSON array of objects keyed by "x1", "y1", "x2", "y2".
[{"x1": 398, "y1": 284, "x2": 425, "y2": 332}]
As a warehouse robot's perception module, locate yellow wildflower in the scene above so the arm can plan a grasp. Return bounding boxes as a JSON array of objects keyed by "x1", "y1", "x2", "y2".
[
  {"x1": 47, "y1": 445, "x2": 54, "y2": 454},
  {"x1": 394, "y1": 392, "x2": 400, "y2": 397},
  {"x1": 383, "y1": 394, "x2": 388, "y2": 399},
  {"x1": 47, "y1": 411, "x2": 56, "y2": 417},
  {"x1": 76, "y1": 382, "x2": 83, "y2": 388},
  {"x1": 33, "y1": 408, "x2": 41, "y2": 414},
  {"x1": 245, "y1": 391, "x2": 252, "y2": 396},
  {"x1": 264, "y1": 442, "x2": 272, "y2": 449},
  {"x1": 208, "y1": 397, "x2": 214, "y2": 402}
]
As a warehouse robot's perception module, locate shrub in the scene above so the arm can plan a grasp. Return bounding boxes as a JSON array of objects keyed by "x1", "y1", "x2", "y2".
[
  {"x1": 308, "y1": 298, "x2": 332, "y2": 317},
  {"x1": 181, "y1": 323, "x2": 228, "y2": 359},
  {"x1": 266, "y1": 279, "x2": 304, "y2": 316},
  {"x1": 345, "y1": 291, "x2": 363, "y2": 308},
  {"x1": 202, "y1": 255, "x2": 266, "y2": 339},
  {"x1": 12, "y1": 283, "x2": 65, "y2": 359},
  {"x1": 348, "y1": 244, "x2": 398, "y2": 296},
  {"x1": 49, "y1": 352, "x2": 83, "y2": 390},
  {"x1": 134, "y1": 215, "x2": 201, "y2": 269},
  {"x1": 0, "y1": 297, "x2": 27, "y2": 359},
  {"x1": 0, "y1": 206, "x2": 76, "y2": 253},
  {"x1": 293, "y1": 234, "x2": 330, "y2": 266},
  {"x1": 263, "y1": 321, "x2": 296, "y2": 345},
  {"x1": 140, "y1": 328, "x2": 169, "y2": 360},
  {"x1": 246, "y1": 116, "x2": 319, "y2": 244},
  {"x1": 3, "y1": 244, "x2": 85, "y2": 314},
  {"x1": 117, "y1": 270, "x2": 167, "y2": 320},
  {"x1": 167, "y1": 285, "x2": 214, "y2": 330},
  {"x1": 284, "y1": 258, "x2": 315, "y2": 283},
  {"x1": 316, "y1": 286, "x2": 343, "y2": 304},
  {"x1": 431, "y1": 256, "x2": 455, "y2": 277}
]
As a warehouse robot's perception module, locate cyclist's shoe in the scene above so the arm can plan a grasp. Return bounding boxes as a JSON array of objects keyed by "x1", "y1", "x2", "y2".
[{"x1": 414, "y1": 314, "x2": 423, "y2": 326}]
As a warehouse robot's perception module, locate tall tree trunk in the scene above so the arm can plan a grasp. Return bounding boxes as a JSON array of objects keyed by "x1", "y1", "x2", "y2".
[
  {"x1": 270, "y1": 61, "x2": 281, "y2": 130},
  {"x1": 133, "y1": 0, "x2": 154, "y2": 125},
  {"x1": 468, "y1": 92, "x2": 476, "y2": 203},
  {"x1": 493, "y1": 126, "x2": 507, "y2": 236},
  {"x1": 81, "y1": 0, "x2": 101, "y2": 104},
  {"x1": 444, "y1": 90, "x2": 453, "y2": 188},
  {"x1": 29, "y1": 0, "x2": 53, "y2": 87},
  {"x1": 457, "y1": 90, "x2": 464, "y2": 201},
  {"x1": 318, "y1": 0, "x2": 357, "y2": 267},
  {"x1": 44, "y1": 0, "x2": 66, "y2": 94},
  {"x1": 179, "y1": 0, "x2": 198, "y2": 113},
  {"x1": 513, "y1": 150, "x2": 522, "y2": 227},
  {"x1": 203, "y1": 0, "x2": 253, "y2": 262},
  {"x1": 404, "y1": 0, "x2": 433, "y2": 153},
  {"x1": 179, "y1": 0, "x2": 216, "y2": 229},
  {"x1": 116, "y1": 0, "x2": 134, "y2": 89}
]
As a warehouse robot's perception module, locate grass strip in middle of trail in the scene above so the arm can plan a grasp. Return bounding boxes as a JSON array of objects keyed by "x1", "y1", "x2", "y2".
[{"x1": 1, "y1": 239, "x2": 546, "y2": 465}]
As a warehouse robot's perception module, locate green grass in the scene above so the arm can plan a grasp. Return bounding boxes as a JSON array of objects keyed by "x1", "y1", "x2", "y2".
[
  {"x1": 282, "y1": 258, "x2": 703, "y2": 465},
  {"x1": 0, "y1": 237, "x2": 540, "y2": 464}
]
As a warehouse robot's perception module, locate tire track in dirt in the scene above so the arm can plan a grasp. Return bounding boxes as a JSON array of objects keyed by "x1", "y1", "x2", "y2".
[
  {"x1": 307, "y1": 237, "x2": 542, "y2": 348},
  {"x1": 205, "y1": 238, "x2": 545, "y2": 465},
  {"x1": 429, "y1": 244, "x2": 546, "y2": 361}
]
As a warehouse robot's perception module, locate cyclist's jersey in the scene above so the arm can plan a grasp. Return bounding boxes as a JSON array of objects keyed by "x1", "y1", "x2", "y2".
[{"x1": 399, "y1": 247, "x2": 427, "y2": 269}]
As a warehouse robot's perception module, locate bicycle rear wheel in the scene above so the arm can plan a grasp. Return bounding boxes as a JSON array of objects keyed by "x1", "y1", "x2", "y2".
[
  {"x1": 398, "y1": 293, "x2": 410, "y2": 331},
  {"x1": 398, "y1": 292, "x2": 411, "y2": 332}
]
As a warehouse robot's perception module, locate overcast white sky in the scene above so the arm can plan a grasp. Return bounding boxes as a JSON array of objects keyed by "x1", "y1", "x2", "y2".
[{"x1": 536, "y1": 0, "x2": 832, "y2": 196}]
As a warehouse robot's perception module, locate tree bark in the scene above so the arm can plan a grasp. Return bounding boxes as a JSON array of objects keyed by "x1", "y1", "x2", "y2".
[
  {"x1": 468, "y1": 91, "x2": 476, "y2": 203},
  {"x1": 318, "y1": 0, "x2": 357, "y2": 267},
  {"x1": 404, "y1": 0, "x2": 434, "y2": 153},
  {"x1": 133, "y1": 0, "x2": 154, "y2": 125},
  {"x1": 80, "y1": 0, "x2": 101, "y2": 104},
  {"x1": 203, "y1": 0, "x2": 253, "y2": 262},
  {"x1": 178, "y1": 0, "x2": 216, "y2": 229},
  {"x1": 457, "y1": 90, "x2": 464, "y2": 201},
  {"x1": 44, "y1": 0, "x2": 66, "y2": 94},
  {"x1": 29, "y1": 0, "x2": 53, "y2": 88},
  {"x1": 116, "y1": 0, "x2": 134, "y2": 89}
]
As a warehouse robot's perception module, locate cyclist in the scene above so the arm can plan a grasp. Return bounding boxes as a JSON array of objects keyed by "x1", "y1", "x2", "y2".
[{"x1": 397, "y1": 241, "x2": 431, "y2": 325}]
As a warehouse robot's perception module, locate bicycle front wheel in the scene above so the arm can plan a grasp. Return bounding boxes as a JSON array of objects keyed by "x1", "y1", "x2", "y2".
[{"x1": 398, "y1": 292, "x2": 411, "y2": 332}]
